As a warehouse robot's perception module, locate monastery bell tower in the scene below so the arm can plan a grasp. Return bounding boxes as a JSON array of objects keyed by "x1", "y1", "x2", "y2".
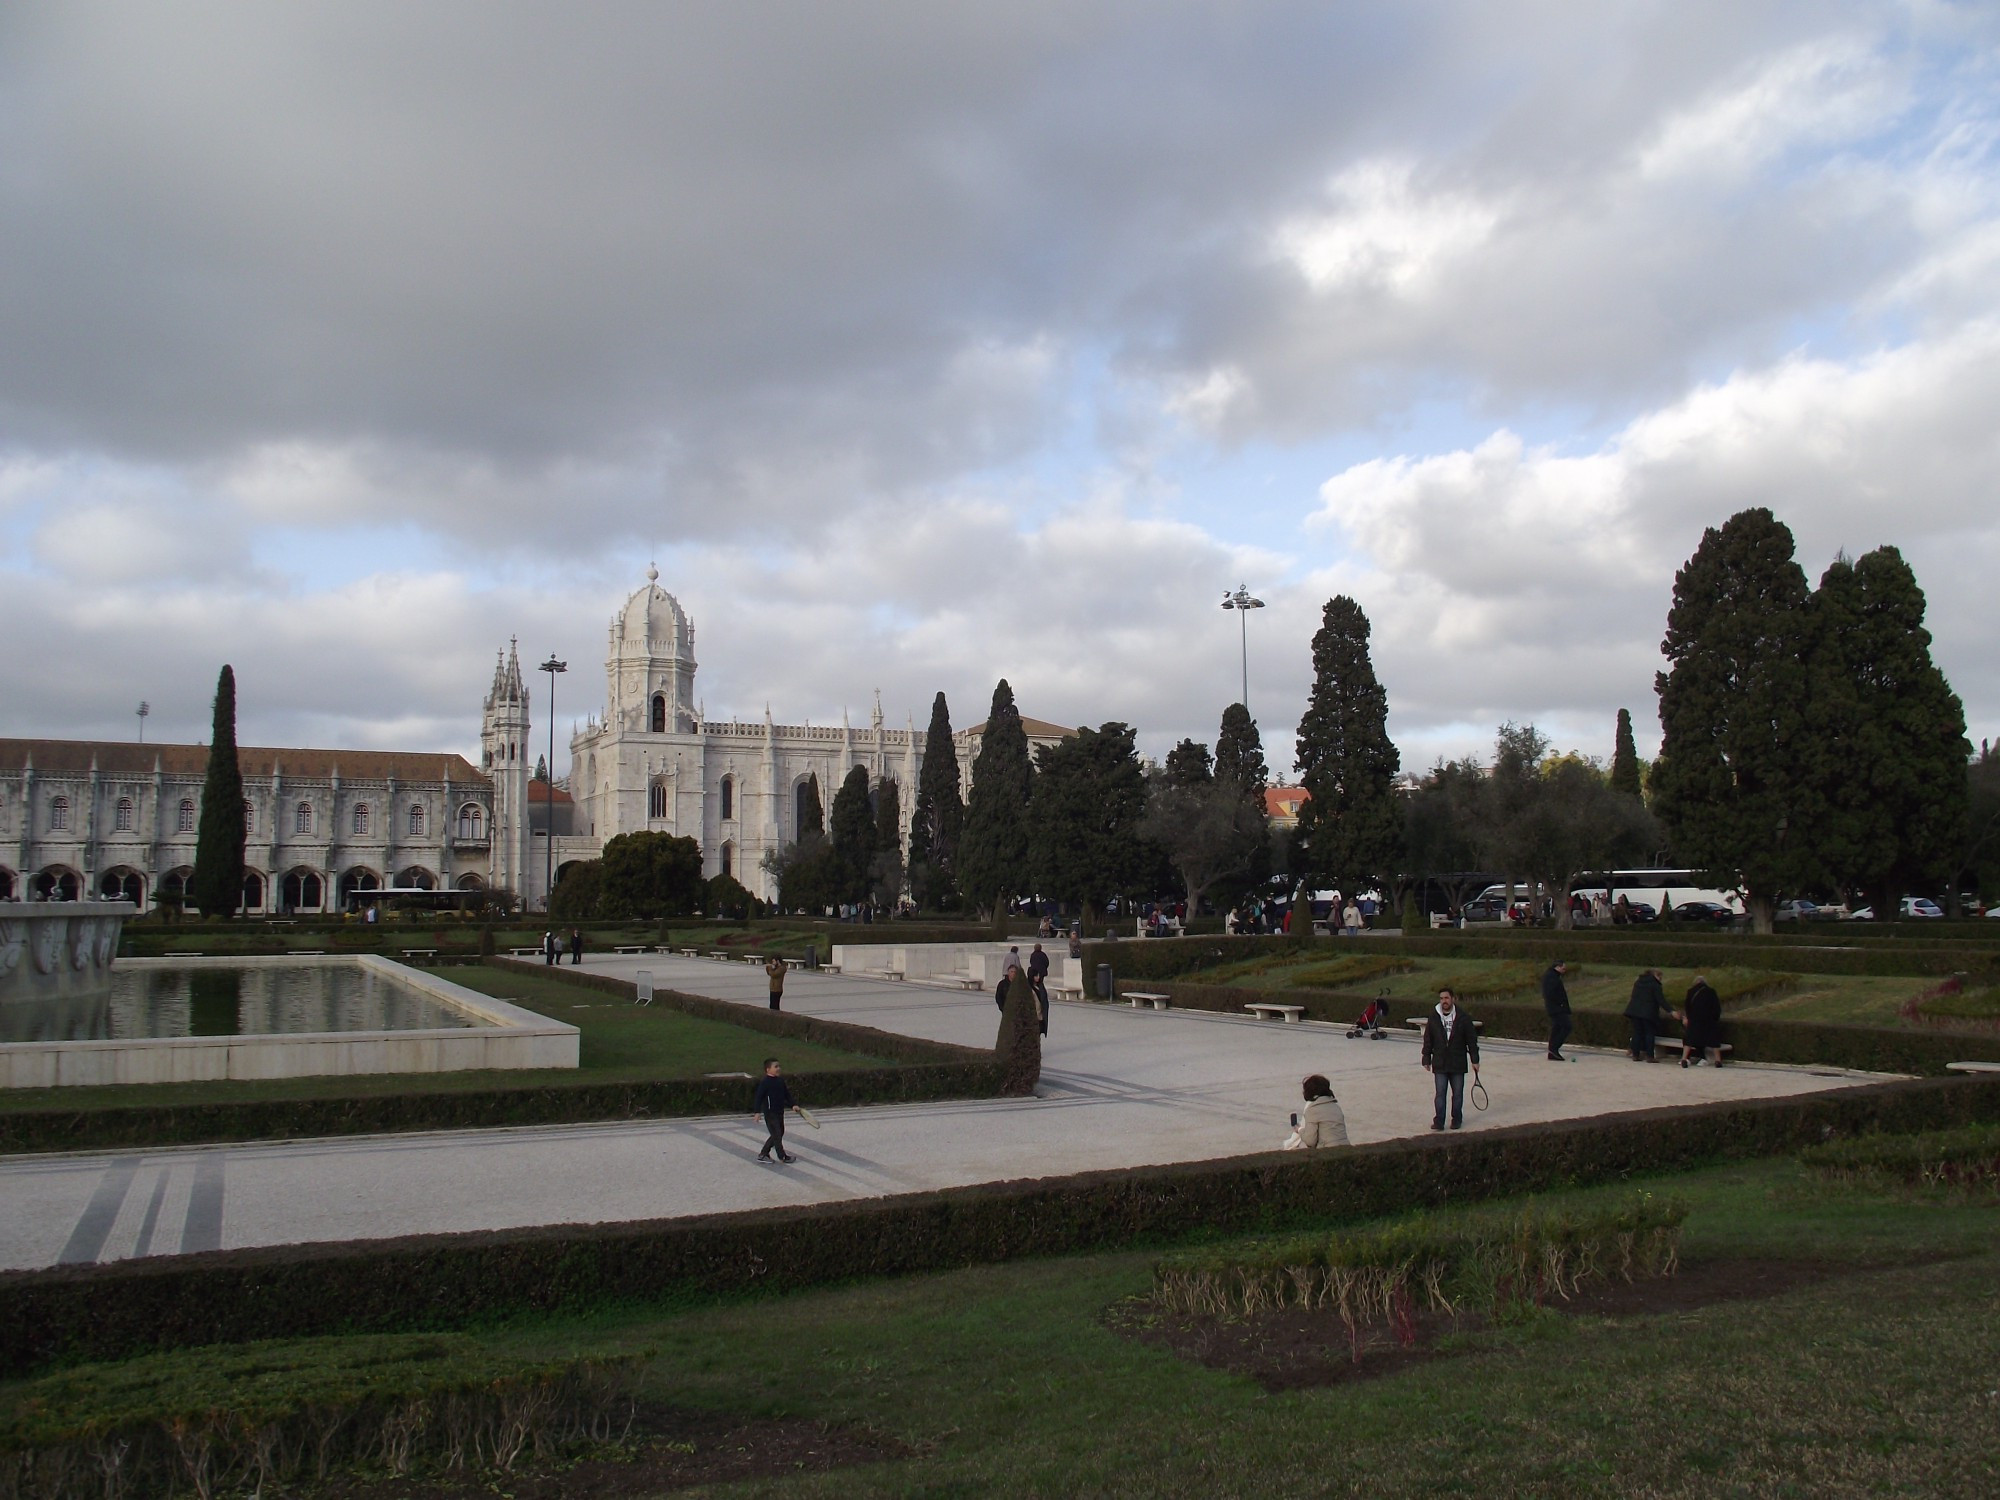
[{"x1": 606, "y1": 564, "x2": 698, "y2": 735}]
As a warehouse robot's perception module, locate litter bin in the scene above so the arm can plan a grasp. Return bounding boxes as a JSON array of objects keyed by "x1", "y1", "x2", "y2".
[
  {"x1": 1096, "y1": 963, "x2": 1113, "y2": 1001},
  {"x1": 806, "y1": 948, "x2": 819, "y2": 970},
  {"x1": 634, "y1": 969, "x2": 654, "y2": 1006}
]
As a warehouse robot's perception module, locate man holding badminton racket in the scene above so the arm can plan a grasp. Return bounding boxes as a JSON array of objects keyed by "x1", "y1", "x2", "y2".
[{"x1": 1420, "y1": 987, "x2": 1481, "y2": 1131}]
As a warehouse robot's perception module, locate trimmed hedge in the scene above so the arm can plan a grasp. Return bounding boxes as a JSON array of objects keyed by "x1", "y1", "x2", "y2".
[
  {"x1": 1117, "y1": 978, "x2": 2000, "y2": 1075},
  {"x1": 0, "y1": 963, "x2": 1007, "y2": 1155},
  {"x1": 3, "y1": 1074, "x2": 1996, "y2": 1378},
  {"x1": 1083, "y1": 932, "x2": 2000, "y2": 991}
]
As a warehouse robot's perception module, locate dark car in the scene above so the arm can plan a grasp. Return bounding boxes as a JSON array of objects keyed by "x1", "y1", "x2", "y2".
[
  {"x1": 1461, "y1": 896, "x2": 1512, "y2": 923},
  {"x1": 1670, "y1": 900, "x2": 1736, "y2": 924}
]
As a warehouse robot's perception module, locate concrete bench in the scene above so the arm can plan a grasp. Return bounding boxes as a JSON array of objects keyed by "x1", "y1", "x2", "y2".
[
  {"x1": 1125, "y1": 991, "x2": 1172, "y2": 1011},
  {"x1": 679, "y1": 947, "x2": 701, "y2": 957},
  {"x1": 956, "y1": 975, "x2": 985, "y2": 990},
  {"x1": 400, "y1": 948, "x2": 438, "y2": 960},
  {"x1": 1246, "y1": 1002, "x2": 1307, "y2": 1023},
  {"x1": 1947, "y1": 1061, "x2": 2000, "y2": 1074},
  {"x1": 613, "y1": 945, "x2": 649, "y2": 955},
  {"x1": 507, "y1": 948, "x2": 543, "y2": 958}
]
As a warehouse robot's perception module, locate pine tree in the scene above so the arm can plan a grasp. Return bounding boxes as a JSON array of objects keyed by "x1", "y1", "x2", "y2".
[
  {"x1": 1609, "y1": 709, "x2": 1643, "y2": 799},
  {"x1": 189, "y1": 665, "x2": 247, "y2": 918},
  {"x1": 1027, "y1": 722, "x2": 1149, "y2": 925},
  {"x1": 1163, "y1": 738, "x2": 1213, "y2": 786},
  {"x1": 1652, "y1": 508, "x2": 1822, "y2": 931},
  {"x1": 957, "y1": 679, "x2": 1035, "y2": 918},
  {"x1": 1806, "y1": 546, "x2": 1969, "y2": 915},
  {"x1": 906, "y1": 692, "x2": 963, "y2": 911},
  {"x1": 829, "y1": 764, "x2": 877, "y2": 905},
  {"x1": 1292, "y1": 598, "x2": 1402, "y2": 897}
]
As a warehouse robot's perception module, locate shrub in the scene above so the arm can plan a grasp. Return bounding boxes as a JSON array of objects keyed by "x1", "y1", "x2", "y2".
[
  {"x1": 1798, "y1": 1121, "x2": 2000, "y2": 1192},
  {"x1": 0, "y1": 1335, "x2": 642, "y2": 1500}
]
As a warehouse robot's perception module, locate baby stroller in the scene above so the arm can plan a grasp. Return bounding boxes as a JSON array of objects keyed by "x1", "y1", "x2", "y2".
[{"x1": 1346, "y1": 995, "x2": 1391, "y2": 1040}]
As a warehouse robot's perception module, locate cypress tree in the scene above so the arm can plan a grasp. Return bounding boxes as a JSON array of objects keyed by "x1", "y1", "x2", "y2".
[
  {"x1": 1806, "y1": 546, "x2": 1968, "y2": 915},
  {"x1": 797, "y1": 772, "x2": 824, "y2": 838},
  {"x1": 1214, "y1": 702, "x2": 1273, "y2": 898},
  {"x1": 1027, "y1": 722, "x2": 1149, "y2": 926},
  {"x1": 829, "y1": 764, "x2": 877, "y2": 905},
  {"x1": 189, "y1": 664, "x2": 247, "y2": 918},
  {"x1": 957, "y1": 679, "x2": 1035, "y2": 919},
  {"x1": 1652, "y1": 508, "x2": 1822, "y2": 931},
  {"x1": 906, "y1": 692, "x2": 963, "y2": 911},
  {"x1": 1292, "y1": 598, "x2": 1402, "y2": 897},
  {"x1": 870, "y1": 776, "x2": 904, "y2": 909},
  {"x1": 1609, "y1": 708, "x2": 1643, "y2": 799}
]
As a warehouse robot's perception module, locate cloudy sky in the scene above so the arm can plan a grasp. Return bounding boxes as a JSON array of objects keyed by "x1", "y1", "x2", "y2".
[{"x1": 4, "y1": 1, "x2": 1997, "y2": 777}]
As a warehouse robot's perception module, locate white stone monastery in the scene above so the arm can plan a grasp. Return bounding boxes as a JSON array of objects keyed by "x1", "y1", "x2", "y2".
[{"x1": 1, "y1": 570, "x2": 1067, "y2": 913}]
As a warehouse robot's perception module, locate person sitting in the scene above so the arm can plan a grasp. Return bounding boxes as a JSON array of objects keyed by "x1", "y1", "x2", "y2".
[
  {"x1": 1294, "y1": 1074, "x2": 1350, "y2": 1148},
  {"x1": 1346, "y1": 997, "x2": 1391, "y2": 1039}
]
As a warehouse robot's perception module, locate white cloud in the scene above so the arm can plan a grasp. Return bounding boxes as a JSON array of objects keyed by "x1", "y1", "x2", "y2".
[{"x1": 1271, "y1": 159, "x2": 1502, "y2": 298}]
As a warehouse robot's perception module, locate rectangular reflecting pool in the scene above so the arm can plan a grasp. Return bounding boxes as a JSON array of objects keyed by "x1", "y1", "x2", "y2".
[{"x1": 0, "y1": 956, "x2": 578, "y2": 1089}]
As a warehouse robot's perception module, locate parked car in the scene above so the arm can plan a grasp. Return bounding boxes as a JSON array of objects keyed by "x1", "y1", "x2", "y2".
[
  {"x1": 1774, "y1": 899, "x2": 1820, "y2": 922},
  {"x1": 1902, "y1": 897, "x2": 1945, "y2": 919},
  {"x1": 1670, "y1": 900, "x2": 1736, "y2": 925},
  {"x1": 1461, "y1": 896, "x2": 1511, "y2": 923}
]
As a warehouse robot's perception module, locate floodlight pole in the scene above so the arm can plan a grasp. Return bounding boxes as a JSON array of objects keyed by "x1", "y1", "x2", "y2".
[
  {"x1": 1220, "y1": 584, "x2": 1265, "y2": 712},
  {"x1": 135, "y1": 701, "x2": 149, "y2": 744},
  {"x1": 540, "y1": 656, "x2": 566, "y2": 911}
]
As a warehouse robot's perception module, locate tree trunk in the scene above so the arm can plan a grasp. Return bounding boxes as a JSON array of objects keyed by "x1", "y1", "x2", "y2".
[{"x1": 1746, "y1": 892, "x2": 1774, "y2": 935}]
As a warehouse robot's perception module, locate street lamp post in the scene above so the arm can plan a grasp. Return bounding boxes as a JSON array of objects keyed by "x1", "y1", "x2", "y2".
[
  {"x1": 539, "y1": 656, "x2": 567, "y2": 911},
  {"x1": 1220, "y1": 584, "x2": 1265, "y2": 711}
]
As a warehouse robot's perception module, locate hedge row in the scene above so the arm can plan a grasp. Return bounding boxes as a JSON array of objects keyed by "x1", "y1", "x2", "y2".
[
  {"x1": 4, "y1": 1073, "x2": 1996, "y2": 1377},
  {"x1": 1115, "y1": 979, "x2": 2000, "y2": 1075},
  {"x1": 0, "y1": 964, "x2": 1007, "y2": 1155},
  {"x1": 1083, "y1": 933, "x2": 2000, "y2": 991}
]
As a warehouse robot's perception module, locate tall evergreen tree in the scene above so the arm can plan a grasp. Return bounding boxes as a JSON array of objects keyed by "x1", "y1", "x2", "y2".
[
  {"x1": 1163, "y1": 738, "x2": 1213, "y2": 786},
  {"x1": 829, "y1": 764, "x2": 877, "y2": 905},
  {"x1": 1214, "y1": 702, "x2": 1272, "y2": 899},
  {"x1": 957, "y1": 679, "x2": 1035, "y2": 917},
  {"x1": 870, "y1": 777, "x2": 904, "y2": 909},
  {"x1": 1027, "y1": 722, "x2": 1149, "y2": 925},
  {"x1": 1652, "y1": 508, "x2": 1822, "y2": 932},
  {"x1": 1954, "y1": 742, "x2": 2000, "y2": 914},
  {"x1": 1292, "y1": 597, "x2": 1402, "y2": 896},
  {"x1": 906, "y1": 692, "x2": 964, "y2": 910},
  {"x1": 1806, "y1": 546, "x2": 1969, "y2": 914},
  {"x1": 797, "y1": 772, "x2": 824, "y2": 838},
  {"x1": 1609, "y1": 708, "x2": 1643, "y2": 799},
  {"x1": 190, "y1": 664, "x2": 246, "y2": 918}
]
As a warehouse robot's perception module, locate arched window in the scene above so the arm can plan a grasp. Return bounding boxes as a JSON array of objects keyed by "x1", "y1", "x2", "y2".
[
  {"x1": 457, "y1": 804, "x2": 483, "y2": 839},
  {"x1": 649, "y1": 781, "x2": 668, "y2": 819},
  {"x1": 242, "y1": 871, "x2": 264, "y2": 909},
  {"x1": 651, "y1": 694, "x2": 667, "y2": 733},
  {"x1": 0, "y1": 868, "x2": 14, "y2": 901},
  {"x1": 720, "y1": 775, "x2": 735, "y2": 821},
  {"x1": 115, "y1": 798, "x2": 134, "y2": 832},
  {"x1": 353, "y1": 803, "x2": 370, "y2": 835},
  {"x1": 243, "y1": 799, "x2": 255, "y2": 834},
  {"x1": 177, "y1": 798, "x2": 196, "y2": 833},
  {"x1": 720, "y1": 841, "x2": 734, "y2": 879},
  {"x1": 294, "y1": 801, "x2": 313, "y2": 835},
  {"x1": 408, "y1": 803, "x2": 425, "y2": 837},
  {"x1": 48, "y1": 796, "x2": 69, "y2": 831},
  {"x1": 281, "y1": 868, "x2": 323, "y2": 910}
]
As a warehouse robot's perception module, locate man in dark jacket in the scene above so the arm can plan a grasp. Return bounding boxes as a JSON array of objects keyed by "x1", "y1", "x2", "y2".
[
  {"x1": 1027, "y1": 943, "x2": 1051, "y2": 1036},
  {"x1": 1421, "y1": 988, "x2": 1480, "y2": 1130},
  {"x1": 752, "y1": 1058, "x2": 797, "y2": 1163},
  {"x1": 1541, "y1": 960, "x2": 1573, "y2": 1061},
  {"x1": 1624, "y1": 968, "x2": 1669, "y2": 1061}
]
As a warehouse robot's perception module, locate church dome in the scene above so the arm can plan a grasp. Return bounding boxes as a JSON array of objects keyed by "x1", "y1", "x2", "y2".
[{"x1": 615, "y1": 566, "x2": 691, "y2": 649}]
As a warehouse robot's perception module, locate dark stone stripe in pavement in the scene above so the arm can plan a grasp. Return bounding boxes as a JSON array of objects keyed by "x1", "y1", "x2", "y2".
[
  {"x1": 181, "y1": 1153, "x2": 226, "y2": 1254},
  {"x1": 56, "y1": 1156, "x2": 138, "y2": 1265}
]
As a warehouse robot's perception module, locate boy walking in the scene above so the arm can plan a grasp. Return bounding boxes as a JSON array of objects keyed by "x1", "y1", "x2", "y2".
[{"x1": 752, "y1": 1058, "x2": 797, "y2": 1163}]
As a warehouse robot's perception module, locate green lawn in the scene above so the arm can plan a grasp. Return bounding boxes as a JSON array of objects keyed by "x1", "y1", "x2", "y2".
[
  {"x1": 0, "y1": 963, "x2": 888, "y2": 1116},
  {"x1": 12, "y1": 1156, "x2": 1997, "y2": 1495},
  {"x1": 1216, "y1": 950, "x2": 1949, "y2": 1027}
]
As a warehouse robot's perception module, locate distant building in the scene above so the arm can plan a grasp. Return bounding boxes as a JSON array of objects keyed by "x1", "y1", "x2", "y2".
[
  {"x1": 2, "y1": 566, "x2": 1071, "y2": 912},
  {"x1": 1264, "y1": 786, "x2": 1308, "y2": 829}
]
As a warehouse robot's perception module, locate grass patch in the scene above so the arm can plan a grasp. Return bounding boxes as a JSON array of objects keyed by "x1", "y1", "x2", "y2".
[
  {"x1": 13, "y1": 1157, "x2": 1997, "y2": 1496},
  {"x1": 1800, "y1": 1121, "x2": 2000, "y2": 1193}
]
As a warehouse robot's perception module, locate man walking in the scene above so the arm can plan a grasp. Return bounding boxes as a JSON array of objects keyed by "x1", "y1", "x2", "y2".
[
  {"x1": 752, "y1": 1058, "x2": 797, "y2": 1163},
  {"x1": 1542, "y1": 959, "x2": 1574, "y2": 1061},
  {"x1": 568, "y1": 928, "x2": 583, "y2": 966},
  {"x1": 764, "y1": 953, "x2": 787, "y2": 1011},
  {"x1": 1624, "y1": 967, "x2": 1669, "y2": 1061},
  {"x1": 1421, "y1": 988, "x2": 1479, "y2": 1130}
]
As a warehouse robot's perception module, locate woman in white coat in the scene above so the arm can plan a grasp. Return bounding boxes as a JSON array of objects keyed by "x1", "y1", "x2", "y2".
[{"x1": 1295, "y1": 1073, "x2": 1350, "y2": 1147}]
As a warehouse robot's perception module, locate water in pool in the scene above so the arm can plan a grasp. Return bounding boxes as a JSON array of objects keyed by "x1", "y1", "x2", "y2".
[{"x1": 0, "y1": 964, "x2": 477, "y2": 1043}]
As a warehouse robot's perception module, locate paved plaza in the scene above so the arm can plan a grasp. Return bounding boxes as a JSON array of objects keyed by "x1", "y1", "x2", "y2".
[{"x1": 0, "y1": 955, "x2": 1891, "y2": 1273}]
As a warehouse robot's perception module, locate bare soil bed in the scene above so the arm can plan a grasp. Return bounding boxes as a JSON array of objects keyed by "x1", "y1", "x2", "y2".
[{"x1": 1105, "y1": 1257, "x2": 1868, "y2": 1392}]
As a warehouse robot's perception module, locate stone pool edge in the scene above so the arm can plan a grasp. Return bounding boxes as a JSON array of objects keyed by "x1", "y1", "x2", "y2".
[{"x1": 0, "y1": 955, "x2": 579, "y2": 1089}]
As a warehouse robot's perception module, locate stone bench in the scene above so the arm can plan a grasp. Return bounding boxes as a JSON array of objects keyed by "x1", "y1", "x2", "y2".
[
  {"x1": 1246, "y1": 1002, "x2": 1307, "y2": 1023},
  {"x1": 678, "y1": 947, "x2": 701, "y2": 958},
  {"x1": 1946, "y1": 1061, "x2": 2000, "y2": 1074},
  {"x1": 1125, "y1": 991, "x2": 1172, "y2": 1011},
  {"x1": 399, "y1": 948, "x2": 438, "y2": 961},
  {"x1": 613, "y1": 945, "x2": 649, "y2": 955},
  {"x1": 507, "y1": 948, "x2": 544, "y2": 958}
]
